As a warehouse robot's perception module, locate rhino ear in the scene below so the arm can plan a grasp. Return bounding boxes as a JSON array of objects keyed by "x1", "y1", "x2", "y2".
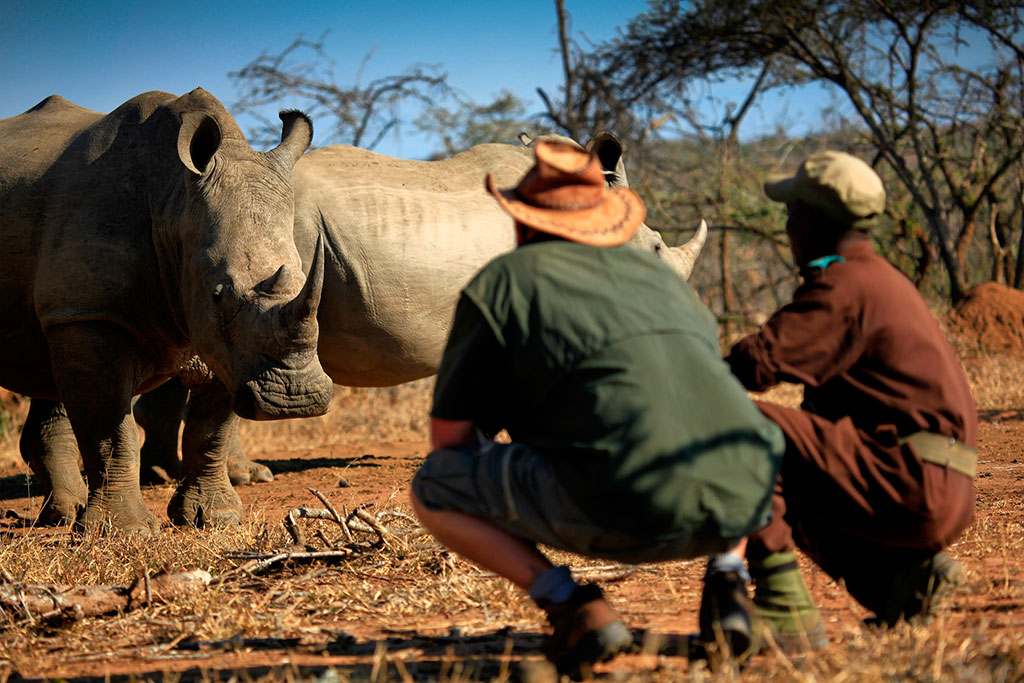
[
  {"x1": 178, "y1": 112, "x2": 222, "y2": 176},
  {"x1": 588, "y1": 132, "x2": 622, "y2": 171},
  {"x1": 267, "y1": 110, "x2": 313, "y2": 172}
]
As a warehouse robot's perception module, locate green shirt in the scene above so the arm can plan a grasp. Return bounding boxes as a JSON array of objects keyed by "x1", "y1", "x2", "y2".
[{"x1": 433, "y1": 240, "x2": 782, "y2": 538}]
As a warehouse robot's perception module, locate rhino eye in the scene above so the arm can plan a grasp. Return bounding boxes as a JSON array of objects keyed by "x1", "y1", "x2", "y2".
[
  {"x1": 654, "y1": 243, "x2": 663, "y2": 256},
  {"x1": 212, "y1": 283, "x2": 225, "y2": 304}
]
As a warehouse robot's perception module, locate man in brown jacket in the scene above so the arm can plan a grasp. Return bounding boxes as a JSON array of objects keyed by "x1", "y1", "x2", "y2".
[{"x1": 708, "y1": 151, "x2": 977, "y2": 650}]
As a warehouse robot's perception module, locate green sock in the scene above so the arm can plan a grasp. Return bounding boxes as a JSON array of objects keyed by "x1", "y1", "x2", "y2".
[{"x1": 749, "y1": 551, "x2": 822, "y2": 634}]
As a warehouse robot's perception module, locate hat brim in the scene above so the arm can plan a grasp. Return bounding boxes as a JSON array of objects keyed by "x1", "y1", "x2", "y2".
[
  {"x1": 486, "y1": 173, "x2": 644, "y2": 247},
  {"x1": 764, "y1": 172, "x2": 800, "y2": 204}
]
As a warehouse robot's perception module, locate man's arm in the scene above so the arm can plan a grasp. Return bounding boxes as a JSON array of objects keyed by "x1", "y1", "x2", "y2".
[{"x1": 726, "y1": 275, "x2": 862, "y2": 391}]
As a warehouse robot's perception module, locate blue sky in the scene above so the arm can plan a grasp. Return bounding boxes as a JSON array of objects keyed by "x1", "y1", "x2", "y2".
[{"x1": 3, "y1": 0, "x2": 829, "y2": 159}]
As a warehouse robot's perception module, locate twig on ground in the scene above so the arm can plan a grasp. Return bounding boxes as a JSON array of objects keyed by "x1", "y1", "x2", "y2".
[{"x1": 0, "y1": 570, "x2": 211, "y2": 623}]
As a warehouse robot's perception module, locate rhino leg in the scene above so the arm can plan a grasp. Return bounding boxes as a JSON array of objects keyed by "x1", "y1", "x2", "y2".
[
  {"x1": 47, "y1": 324, "x2": 159, "y2": 535},
  {"x1": 135, "y1": 379, "x2": 187, "y2": 485},
  {"x1": 20, "y1": 399, "x2": 87, "y2": 525},
  {"x1": 227, "y1": 427, "x2": 273, "y2": 485},
  {"x1": 168, "y1": 380, "x2": 243, "y2": 527}
]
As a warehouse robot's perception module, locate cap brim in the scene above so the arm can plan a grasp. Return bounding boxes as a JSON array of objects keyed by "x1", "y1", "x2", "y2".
[
  {"x1": 485, "y1": 173, "x2": 644, "y2": 247},
  {"x1": 764, "y1": 173, "x2": 800, "y2": 203}
]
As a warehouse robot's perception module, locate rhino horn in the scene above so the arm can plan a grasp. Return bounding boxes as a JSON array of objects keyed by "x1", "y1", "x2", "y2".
[
  {"x1": 267, "y1": 110, "x2": 313, "y2": 172},
  {"x1": 277, "y1": 234, "x2": 325, "y2": 346},
  {"x1": 258, "y1": 264, "x2": 292, "y2": 295},
  {"x1": 671, "y1": 220, "x2": 709, "y2": 281}
]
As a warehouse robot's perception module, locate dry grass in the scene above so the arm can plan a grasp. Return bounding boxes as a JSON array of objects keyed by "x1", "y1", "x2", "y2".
[
  {"x1": 0, "y1": 354, "x2": 1021, "y2": 680},
  {"x1": 1, "y1": 504, "x2": 1020, "y2": 681}
]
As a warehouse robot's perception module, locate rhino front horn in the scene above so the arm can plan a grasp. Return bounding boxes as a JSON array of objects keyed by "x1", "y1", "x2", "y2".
[
  {"x1": 674, "y1": 220, "x2": 708, "y2": 281},
  {"x1": 277, "y1": 234, "x2": 325, "y2": 347}
]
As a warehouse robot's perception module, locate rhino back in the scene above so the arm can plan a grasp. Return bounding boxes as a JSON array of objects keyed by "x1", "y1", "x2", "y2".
[
  {"x1": 0, "y1": 92, "x2": 191, "y2": 396},
  {"x1": 292, "y1": 144, "x2": 531, "y2": 385}
]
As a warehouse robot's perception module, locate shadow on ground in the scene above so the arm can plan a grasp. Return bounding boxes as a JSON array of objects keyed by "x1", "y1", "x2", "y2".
[{"x1": 8, "y1": 628, "x2": 696, "y2": 682}]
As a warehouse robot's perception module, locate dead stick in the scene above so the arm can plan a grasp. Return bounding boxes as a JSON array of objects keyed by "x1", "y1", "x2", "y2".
[
  {"x1": 354, "y1": 508, "x2": 394, "y2": 549},
  {"x1": 308, "y1": 488, "x2": 344, "y2": 526},
  {"x1": 0, "y1": 570, "x2": 211, "y2": 621},
  {"x1": 307, "y1": 488, "x2": 355, "y2": 543}
]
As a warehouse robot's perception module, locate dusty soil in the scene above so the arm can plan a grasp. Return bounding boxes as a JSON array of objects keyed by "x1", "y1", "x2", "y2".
[{"x1": 0, "y1": 409, "x2": 1022, "y2": 681}]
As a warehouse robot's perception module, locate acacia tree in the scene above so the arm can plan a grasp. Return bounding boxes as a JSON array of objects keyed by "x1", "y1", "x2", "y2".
[
  {"x1": 597, "y1": 0, "x2": 1024, "y2": 303},
  {"x1": 230, "y1": 33, "x2": 452, "y2": 151}
]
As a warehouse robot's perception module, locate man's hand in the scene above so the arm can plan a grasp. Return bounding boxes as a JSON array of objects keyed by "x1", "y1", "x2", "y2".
[{"x1": 430, "y1": 418, "x2": 481, "y2": 450}]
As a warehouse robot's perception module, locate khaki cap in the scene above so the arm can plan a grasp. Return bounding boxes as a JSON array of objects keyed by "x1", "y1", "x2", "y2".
[
  {"x1": 765, "y1": 151, "x2": 885, "y2": 228},
  {"x1": 486, "y1": 141, "x2": 644, "y2": 247}
]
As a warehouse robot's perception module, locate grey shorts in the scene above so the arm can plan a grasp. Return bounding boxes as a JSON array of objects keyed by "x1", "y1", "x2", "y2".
[{"x1": 411, "y1": 441, "x2": 739, "y2": 564}]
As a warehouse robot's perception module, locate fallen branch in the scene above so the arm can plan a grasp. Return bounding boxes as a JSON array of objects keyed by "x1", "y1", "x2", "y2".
[
  {"x1": 0, "y1": 569, "x2": 211, "y2": 623},
  {"x1": 218, "y1": 550, "x2": 356, "y2": 579}
]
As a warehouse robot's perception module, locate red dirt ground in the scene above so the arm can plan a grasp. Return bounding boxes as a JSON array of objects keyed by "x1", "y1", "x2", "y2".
[{"x1": 1, "y1": 412, "x2": 1022, "y2": 680}]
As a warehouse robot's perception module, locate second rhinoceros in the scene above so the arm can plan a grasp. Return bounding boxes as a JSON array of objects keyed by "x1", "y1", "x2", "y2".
[{"x1": 1, "y1": 89, "x2": 334, "y2": 532}]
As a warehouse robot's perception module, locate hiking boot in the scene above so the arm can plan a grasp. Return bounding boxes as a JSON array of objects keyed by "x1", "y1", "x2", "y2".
[
  {"x1": 538, "y1": 583, "x2": 632, "y2": 679},
  {"x1": 871, "y1": 551, "x2": 965, "y2": 627},
  {"x1": 694, "y1": 570, "x2": 754, "y2": 662},
  {"x1": 749, "y1": 551, "x2": 827, "y2": 652}
]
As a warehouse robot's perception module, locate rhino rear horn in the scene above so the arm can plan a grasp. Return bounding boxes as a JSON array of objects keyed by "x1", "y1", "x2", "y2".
[
  {"x1": 277, "y1": 234, "x2": 325, "y2": 346},
  {"x1": 267, "y1": 110, "x2": 314, "y2": 172},
  {"x1": 178, "y1": 112, "x2": 222, "y2": 176}
]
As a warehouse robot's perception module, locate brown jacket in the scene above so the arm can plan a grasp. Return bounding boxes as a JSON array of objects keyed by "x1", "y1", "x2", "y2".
[{"x1": 726, "y1": 240, "x2": 976, "y2": 447}]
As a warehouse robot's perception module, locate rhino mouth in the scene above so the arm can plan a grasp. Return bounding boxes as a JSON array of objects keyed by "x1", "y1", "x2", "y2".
[{"x1": 232, "y1": 363, "x2": 334, "y2": 421}]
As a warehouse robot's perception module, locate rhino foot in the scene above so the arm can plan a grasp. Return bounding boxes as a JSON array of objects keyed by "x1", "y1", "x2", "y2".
[
  {"x1": 168, "y1": 472, "x2": 243, "y2": 528},
  {"x1": 36, "y1": 489, "x2": 86, "y2": 526},
  {"x1": 227, "y1": 450, "x2": 273, "y2": 486},
  {"x1": 75, "y1": 490, "x2": 160, "y2": 536}
]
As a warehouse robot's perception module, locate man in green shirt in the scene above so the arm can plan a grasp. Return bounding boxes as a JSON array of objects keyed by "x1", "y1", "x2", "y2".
[{"x1": 410, "y1": 141, "x2": 784, "y2": 676}]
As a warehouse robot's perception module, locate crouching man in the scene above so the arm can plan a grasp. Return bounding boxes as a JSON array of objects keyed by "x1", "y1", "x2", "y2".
[
  {"x1": 715, "y1": 151, "x2": 976, "y2": 648},
  {"x1": 410, "y1": 141, "x2": 785, "y2": 676}
]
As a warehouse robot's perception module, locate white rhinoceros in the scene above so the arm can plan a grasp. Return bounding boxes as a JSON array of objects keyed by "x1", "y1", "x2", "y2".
[
  {"x1": 24, "y1": 132, "x2": 707, "y2": 508},
  {"x1": 1, "y1": 90, "x2": 334, "y2": 532}
]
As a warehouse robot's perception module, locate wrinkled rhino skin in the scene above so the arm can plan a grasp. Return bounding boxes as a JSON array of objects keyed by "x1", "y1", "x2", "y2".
[{"x1": 0, "y1": 90, "x2": 334, "y2": 532}]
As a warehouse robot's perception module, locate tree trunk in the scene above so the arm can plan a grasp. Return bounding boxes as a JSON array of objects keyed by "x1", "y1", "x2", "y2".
[{"x1": 928, "y1": 211, "x2": 967, "y2": 303}]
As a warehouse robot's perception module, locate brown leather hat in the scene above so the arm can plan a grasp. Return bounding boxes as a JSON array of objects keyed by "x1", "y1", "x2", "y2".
[{"x1": 485, "y1": 141, "x2": 645, "y2": 246}]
